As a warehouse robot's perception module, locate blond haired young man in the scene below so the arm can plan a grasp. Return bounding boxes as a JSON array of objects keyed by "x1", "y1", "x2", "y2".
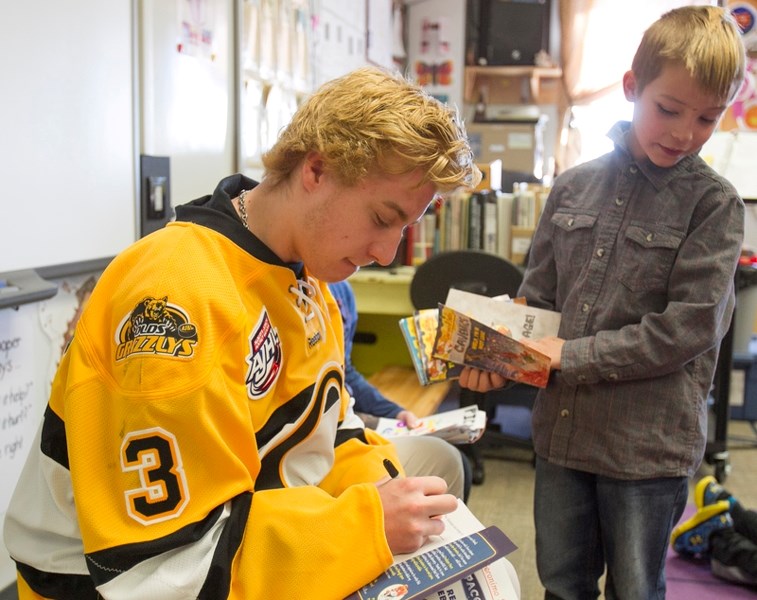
[
  {"x1": 461, "y1": 6, "x2": 746, "y2": 598},
  {"x1": 4, "y1": 67, "x2": 480, "y2": 599}
]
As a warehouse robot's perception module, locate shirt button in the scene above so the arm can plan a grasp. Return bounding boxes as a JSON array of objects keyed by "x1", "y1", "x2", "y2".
[
  {"x1": 582, "y1": 303, "x2": 590, "y2": 313},
  {"x1": 596, "y1": 248, "x2": 605, "y2": 258},
  {"x1": 560, "y1": 409, "x2": 570, "y2": 417},
  {"x1": 578, "y1": 374, "x2": 587, "y2": 382},
  {"x1": 567, "y1": 218, "x2": 575, "y2": 227},
  {"x1": 608, "y1": 373, "x2": 618, "y2": 381},
  {"x1": 615, "y1": 198, "x2": 623, "y2": 206},
  {"x1": 646, "y1": 233, "x2": 654, "y2": 242},
  {"x1": 630, "y1": 166, "x2": 638, "y2": 174}
]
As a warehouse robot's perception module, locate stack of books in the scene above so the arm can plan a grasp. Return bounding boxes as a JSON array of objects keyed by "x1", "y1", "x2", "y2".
[{"x1": 399, "y1": 289, "x2": 561, "y2": 389}]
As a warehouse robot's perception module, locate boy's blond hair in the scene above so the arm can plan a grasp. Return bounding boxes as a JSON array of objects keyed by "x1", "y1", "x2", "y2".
[
  {"x1": 632, "y1": 5, "x2": 746, "y2": 103},
  {"x1": 262, "y1": 66, "x2": 480, "y2": 192}
]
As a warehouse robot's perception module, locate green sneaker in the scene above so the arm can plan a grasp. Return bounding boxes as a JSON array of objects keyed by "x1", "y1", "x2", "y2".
[{"x1": 671, "y1": 500, "x2": 733, "y2": 557}]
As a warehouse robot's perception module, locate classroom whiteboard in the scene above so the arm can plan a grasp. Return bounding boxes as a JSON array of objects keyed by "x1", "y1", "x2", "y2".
[
  {"x1": 0, "y1": 0, "x2": 136, "y2": 274},
  {"x1": 0, "y1": 270, "x2": 101, "y2": 589}
]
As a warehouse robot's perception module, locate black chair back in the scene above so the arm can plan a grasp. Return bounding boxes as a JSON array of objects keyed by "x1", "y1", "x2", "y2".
[{"x1": 410, "y1": 250, "x2": 524, "y2": 311}]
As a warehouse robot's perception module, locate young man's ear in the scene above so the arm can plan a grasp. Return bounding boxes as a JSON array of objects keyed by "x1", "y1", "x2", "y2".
[
  {"x1": 301, "y1": 151, "x2": 324, "y2": 192},
  {"x1": 622, "y1": 70, "x2": 637, "y2": 102}
]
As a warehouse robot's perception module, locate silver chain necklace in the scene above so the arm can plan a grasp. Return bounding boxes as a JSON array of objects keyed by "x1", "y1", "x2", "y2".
[{"x1": 238, "y1": 189, "x2": 250, "y2": 230}]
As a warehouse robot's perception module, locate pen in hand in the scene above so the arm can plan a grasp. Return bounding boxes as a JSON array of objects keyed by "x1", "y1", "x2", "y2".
[
  {"x1": 383, "y1": 458, "x2": 400, "y2": 480},
  {"x1": 376, "y1": 458, "x2": 401, "y2": 487}
]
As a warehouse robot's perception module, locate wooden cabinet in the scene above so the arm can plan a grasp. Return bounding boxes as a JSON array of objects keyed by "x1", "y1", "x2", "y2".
[
  {"x1": 464, "y1": 65, "x2": 569, "y2": 178},
  {"x1": 464, "y1": 65, "x2": 564, "y2": 106}
]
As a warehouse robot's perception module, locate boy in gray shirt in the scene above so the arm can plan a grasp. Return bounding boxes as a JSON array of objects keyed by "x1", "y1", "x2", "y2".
[{"x1": 460, "y1": 6, "x2": 747, "y2": 598}]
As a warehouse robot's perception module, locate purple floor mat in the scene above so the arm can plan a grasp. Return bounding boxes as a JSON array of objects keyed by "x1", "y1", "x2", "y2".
[{"x1": 667, "y1": 504, "x2": 756, "y2": 599}]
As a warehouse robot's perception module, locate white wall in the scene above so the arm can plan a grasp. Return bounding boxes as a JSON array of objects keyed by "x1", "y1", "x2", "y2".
[{"x1": 139, "y1": 0, "x2": 236, "y2": 206}]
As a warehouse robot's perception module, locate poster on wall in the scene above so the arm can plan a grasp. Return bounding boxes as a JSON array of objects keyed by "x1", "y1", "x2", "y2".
[
  {"x1": 723, "y1": 1, "x2": 757, "y2": 130},
  {"x1": 178, "y1": 0, "x2": 216, "y2": 60},
  {"x1": 414, "y1": 16, "x2": 455, "y2": 104}
]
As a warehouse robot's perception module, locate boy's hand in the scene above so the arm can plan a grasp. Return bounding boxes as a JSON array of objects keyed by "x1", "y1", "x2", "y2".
[
  {"x1": 377, "y1": 476, "x2": 457, "y2": 555},
  {"x1": 521, "y1": 336, "x2": 564, "y2": 370},
  {"x1": 396, "y1": 409, "x2": 421, "y2": 429},
  {"x1": 459, "y1": 367, "x2": 507, "y2": 393},
  {"x1": 459, "y1": 334, "x2": 565, "y2": 392}
]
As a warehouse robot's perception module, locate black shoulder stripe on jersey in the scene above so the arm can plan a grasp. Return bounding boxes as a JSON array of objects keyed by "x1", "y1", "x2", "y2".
[
  {"x1": 335, "y1": 426, "x2": 369, "y2": 447},
  {"x1": 255, "y1": 387, "x2": 313, "y2": 449},
  {"x1": 256, "y1": 370, "x2": 342, "y2": 489},
  {"x1": 198, "y1": 492, "x2": 253, "y2": 599},
  {"x1": 86, "y1": 502, "x2": 227, "y2": 586},
  {"x1": 40, "y1": 404, "x2": 69, "y2": 469},
  {"x1": 16, "y1": 561, "x2": 98, "y2": 599}
]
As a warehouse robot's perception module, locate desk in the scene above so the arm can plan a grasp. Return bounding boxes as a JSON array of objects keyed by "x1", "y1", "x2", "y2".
[{"x1": 348, "y1": 267, "x2": 415, "y2": 375}]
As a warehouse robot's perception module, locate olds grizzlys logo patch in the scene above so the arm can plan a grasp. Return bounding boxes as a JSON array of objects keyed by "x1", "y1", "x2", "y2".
[
  {"x1": 115, "y1": 296, "x2": 198, "y2": 361},
  {"x1": 245, "y1": 309, "x2": 282, "y2": 399}
]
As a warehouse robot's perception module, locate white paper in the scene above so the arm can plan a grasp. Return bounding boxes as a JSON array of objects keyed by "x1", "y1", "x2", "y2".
[{"x1": 444, "y1": 288, "x2": 561, "y2": 341}]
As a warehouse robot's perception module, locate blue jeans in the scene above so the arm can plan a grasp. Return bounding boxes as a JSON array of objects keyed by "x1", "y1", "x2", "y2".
[{"x1": 534, "y1": 457, "x2": 688, "y2": 600}]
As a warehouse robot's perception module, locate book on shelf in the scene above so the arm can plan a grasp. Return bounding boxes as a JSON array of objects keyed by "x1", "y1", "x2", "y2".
[
  {"x1": 372, "y1": 405, "x2": 487, "y2": 445},
  {"x1": 346, "y1": 499, "x2": 520, "y2": 600},
  {"x1": 433, "y1": 304, "x2": 551, "y2": 388},
  {"x1": 396, "y1": 181, "x2": 549, "y2": 265}
]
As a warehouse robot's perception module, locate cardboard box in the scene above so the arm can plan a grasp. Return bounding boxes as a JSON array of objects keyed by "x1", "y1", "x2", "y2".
[
  {"x1": 510, "y1": 225, "x2": 535, "y2": 266},
  {"x1": 474, "y1": 159, "x2": 502, "y2": 191},
  {"x1": 467, "y1": 120, "x2": 544, "y2": 176}
]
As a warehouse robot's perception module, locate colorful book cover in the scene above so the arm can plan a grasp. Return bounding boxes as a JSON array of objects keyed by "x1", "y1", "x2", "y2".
[
  {"x1": 398, "y1": 316, "x2": 428, "y2": 386},
  {"x1": 414, "y1": 308, "x2": 462, "y2": 384},
  {"x1": 346, "y1": 526, "x2": 517, "y2": 600},
  {"x1": 433, "y1": 304, "x2": 551, "y2": 389},
  {"x1": 444, "y1": 288, "x2": 561, "y2": 342},
  {"x1": 399, "y1": 310, "x2": 463, "y2": 386},
  {"x1": 373, "y1": 405, "x2": 487, "y2": 445}
]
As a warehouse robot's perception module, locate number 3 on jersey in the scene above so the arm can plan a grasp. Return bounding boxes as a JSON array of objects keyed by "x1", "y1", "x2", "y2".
[{"x1": 121, "y1": 427, "x2": 189, "y2": 525}]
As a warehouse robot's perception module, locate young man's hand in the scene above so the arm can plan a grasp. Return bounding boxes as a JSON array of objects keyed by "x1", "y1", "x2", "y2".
[{"x1": 376, "y1": 475, "x2": 457, "y2": 554}]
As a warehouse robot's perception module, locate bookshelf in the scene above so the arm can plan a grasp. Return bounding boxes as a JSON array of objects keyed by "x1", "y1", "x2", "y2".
[{"x1": 402, "y1": 183, "x2": 550, "y2": 269}]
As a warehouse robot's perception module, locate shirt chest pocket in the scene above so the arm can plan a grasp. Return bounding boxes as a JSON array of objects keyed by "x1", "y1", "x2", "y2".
[
  {"x1": 551, "y1": 211, "x2": 597, "y2": 280},
  {"x1": 617, "y1": 224, "x2": 683, "y2": 293}
]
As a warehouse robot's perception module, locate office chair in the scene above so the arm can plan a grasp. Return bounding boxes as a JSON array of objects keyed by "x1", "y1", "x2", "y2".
[{"x1": 410, "y1": 249, "x2": 536, "y2": 484}]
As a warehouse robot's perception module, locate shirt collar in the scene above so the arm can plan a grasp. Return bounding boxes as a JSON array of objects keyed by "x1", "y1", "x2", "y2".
[{"x1": 607, "y1": 120, "x2": 698, "y2": 192}]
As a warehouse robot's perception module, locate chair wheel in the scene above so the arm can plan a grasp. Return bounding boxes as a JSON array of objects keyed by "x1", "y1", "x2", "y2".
[{"x1": 472, "y1": 462, "x2": 485, "y2": 485}]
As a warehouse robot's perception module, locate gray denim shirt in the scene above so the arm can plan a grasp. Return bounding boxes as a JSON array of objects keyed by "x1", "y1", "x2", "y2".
[{"x1": 521, "y1": 121, "x2": 744, "y2": 479}]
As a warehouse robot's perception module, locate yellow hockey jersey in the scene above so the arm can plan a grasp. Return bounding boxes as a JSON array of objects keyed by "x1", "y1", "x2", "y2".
[{"x1": 4, "y1": 175, "x2": 401, "y2": 599}]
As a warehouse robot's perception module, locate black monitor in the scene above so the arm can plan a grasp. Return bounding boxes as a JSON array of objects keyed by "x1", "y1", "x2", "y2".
[{"x1": 468, "y1": 0, "x2": 551, "y2": 66}]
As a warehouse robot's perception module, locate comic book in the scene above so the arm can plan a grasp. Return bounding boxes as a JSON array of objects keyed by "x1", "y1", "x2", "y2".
[
  {"x1": 400, "y1": 290, "x2": 560, "y2": 387},
  {"x1": 444, "y1": 288, "x2": 561, "y2": 341},
  {"x1": 432, "y1": 304, "x2": 551, "y2": 388},
  {"x1": 414, "y1": 308, "x2": 463, "y2": 383},
  {"x1": 399, "y1": 310, "x2": 462, "y2": 386},
  {"x1": 397, "y1": 316, "x2": 428, "y2": 385},
  {"x1": 372, "y1": 405, "x2": 487, "y2": 445}
]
